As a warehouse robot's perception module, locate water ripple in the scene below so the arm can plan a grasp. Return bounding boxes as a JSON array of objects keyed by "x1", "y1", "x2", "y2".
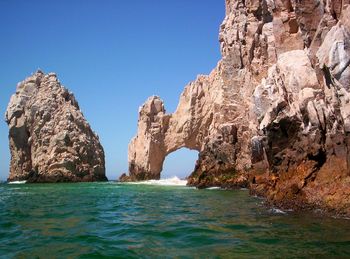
[{"x1": 0, "y1": 182, "x2": 349, "y2": 258}]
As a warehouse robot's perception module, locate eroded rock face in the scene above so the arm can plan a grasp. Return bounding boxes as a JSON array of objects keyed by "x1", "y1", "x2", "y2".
[
  {"x1": 127, "y1": 1, "x2": 350, "y2": 216},
  {"x1": 251, "y1": 5, "x2": 350, "y2": 216},
  {"x1": 6, "y1": 71, "x2": 107, "y2": 182}
]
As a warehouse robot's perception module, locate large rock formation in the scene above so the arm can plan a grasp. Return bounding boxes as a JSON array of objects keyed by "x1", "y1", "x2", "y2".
[
  {"x1": 126, "y1": 0, "x2": 350, "y2": 216},
  {"x1": 5, "y1": 71, "x2": 107, "y2": 182}
]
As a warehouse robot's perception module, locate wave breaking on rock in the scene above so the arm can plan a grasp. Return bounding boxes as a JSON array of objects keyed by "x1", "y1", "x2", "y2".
[{"x1": 127, "y1": 177, "x2": 188, "y2": 186}]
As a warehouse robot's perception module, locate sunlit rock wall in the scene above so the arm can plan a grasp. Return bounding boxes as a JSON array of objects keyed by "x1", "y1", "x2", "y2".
[{"x1": 127, "y1": 0, "x2": 350, "y2": 216}]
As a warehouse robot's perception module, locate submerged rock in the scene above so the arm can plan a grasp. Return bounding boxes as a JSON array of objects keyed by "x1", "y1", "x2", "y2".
[
  {"x1": 5, "y1": 71, "x2": 107, "y2": 183},
  {"x1": 126, "y1": 0, "x2": 350, "y2": 216}
]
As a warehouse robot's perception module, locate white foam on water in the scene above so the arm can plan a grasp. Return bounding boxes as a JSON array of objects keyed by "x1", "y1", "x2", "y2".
[
  {"x1": 206, "y1": 187, "x2": 221, "y2": 190},
  {"x1": 8, "y1": 181, "x2": 27, "y2": 184},
  {"x1": 129, "y1": 176, "x2": 187, "y2": 186},
  {"x1": 269, "y1": 208, "x2": 287, "y2": 214}
]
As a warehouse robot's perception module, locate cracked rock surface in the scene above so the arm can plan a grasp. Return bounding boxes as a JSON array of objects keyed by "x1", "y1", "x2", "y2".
[
  {"x1": 6, "y1": 71, "x2": 107, "y2": 183},
  {"x1": 126, "y1": 0, "x2": 350, "y2": 216}
]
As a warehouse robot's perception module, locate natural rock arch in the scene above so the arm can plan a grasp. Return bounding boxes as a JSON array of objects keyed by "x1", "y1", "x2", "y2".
[
  {"x1": 127, "y1": 67, "x2": 249, "y2": 184},
  {"x1": 127, "y1": 94, "x2": 204, "y2": 181},
  {"x1": 124, "y1": 0, "x2": 350, "y2": 215}
]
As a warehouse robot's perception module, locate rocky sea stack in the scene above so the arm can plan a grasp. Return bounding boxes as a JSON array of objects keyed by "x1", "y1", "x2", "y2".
[
  {"x1": 6, "y1": 71, "x2": 107, "y2": 183},
  {"x1": 125, "y1": 0, "x2": 350, "y2": 216}
]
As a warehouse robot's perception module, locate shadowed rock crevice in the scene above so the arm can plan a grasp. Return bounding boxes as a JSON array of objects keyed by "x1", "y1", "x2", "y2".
[{"x1": 6, "y1": 71, "x2": 107, "y2": 183}]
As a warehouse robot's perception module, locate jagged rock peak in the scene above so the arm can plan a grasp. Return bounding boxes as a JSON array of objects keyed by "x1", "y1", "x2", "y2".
[{"x1": 5, "y1": 71, "x2": 107, "y2": 183}]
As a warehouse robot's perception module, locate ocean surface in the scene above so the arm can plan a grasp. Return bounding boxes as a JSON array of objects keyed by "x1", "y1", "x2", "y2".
[{"x1": 0, "y1": 178, "x2": 349, "y2": 258}]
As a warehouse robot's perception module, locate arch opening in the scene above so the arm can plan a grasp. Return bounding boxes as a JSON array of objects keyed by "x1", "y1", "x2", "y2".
[{"x1": 161, "y1": 147, "x2": 199, "y2": 179}]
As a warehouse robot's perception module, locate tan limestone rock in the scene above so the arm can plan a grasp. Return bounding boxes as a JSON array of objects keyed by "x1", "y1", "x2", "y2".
[
  {"x1": 5, "y1": 71, "x2": 107, "y2": 182},
  {"x1": 126, "y1": 0, "x2": 350, "y2": 216}
]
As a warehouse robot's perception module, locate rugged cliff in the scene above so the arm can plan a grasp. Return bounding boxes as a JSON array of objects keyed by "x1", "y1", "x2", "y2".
[
  {"x1": 5, "y1": 71, "x2": 107, "y2": 182},
  {"x1": 125, "y1": 0, "x2": 350, "y2": 216}
]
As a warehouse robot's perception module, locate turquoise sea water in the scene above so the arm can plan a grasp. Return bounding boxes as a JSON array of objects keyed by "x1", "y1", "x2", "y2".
[{"x1": 0, "y1": 181, "x2": 349, "y2": 258}]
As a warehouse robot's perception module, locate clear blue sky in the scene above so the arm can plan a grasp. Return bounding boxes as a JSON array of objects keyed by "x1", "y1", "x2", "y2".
[{"x1": 0, "y1": 0, "x2": 224, "y2": 181}]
